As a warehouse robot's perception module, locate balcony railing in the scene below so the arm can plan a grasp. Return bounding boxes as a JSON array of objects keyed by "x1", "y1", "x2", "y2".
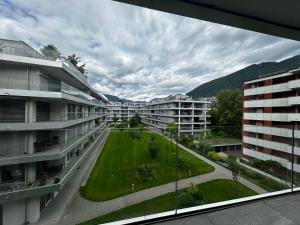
[{"x1": 0, "y1": 127, "x2": 106, "y2": 204}]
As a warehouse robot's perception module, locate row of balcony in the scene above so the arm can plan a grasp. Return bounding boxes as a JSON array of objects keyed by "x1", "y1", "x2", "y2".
[
  {"x1": 243, "y1": 147, "x2": 300, "y2": 173},
  {"x1": 244, "y1": 96, "x2": 300, "y2": 108},
  {"x1": 0, "y1": 127, "x2": 106, "y2": 204},
  {"x1": 244, "y1": 112, "x2": 300, "y2": 122},
  {"x1": 244, "y1": 79, "x2": 300, "y2": 96},
  {"x1": 243, "y1": 136, "x2": 300, "y2": 156},
  {"x1": 0, "y1": 123, "x2": 106, "y2": 166},
  {"x1": 0, "y1": 113, "x2": 107, "y2": 131},
  {"x1": 243, "y1": 125, "x2": 300, "y2": 138}
]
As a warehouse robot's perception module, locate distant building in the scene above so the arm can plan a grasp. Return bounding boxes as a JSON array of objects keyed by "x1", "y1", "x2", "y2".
[
  {"x1": 243, "y1": 67, "x2": 300, "y2": 173},
  {"x1": 107, "y1": 101, "x2": 145, "y2": 122},
  {"x1": 0, "y1": 39, "x2": 108, "y2": 224},
  {"x1": 141, "y1": 94, "x2": 211, "y2": 135}
]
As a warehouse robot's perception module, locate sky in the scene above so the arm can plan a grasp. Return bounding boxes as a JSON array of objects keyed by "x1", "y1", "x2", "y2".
[{"x1": 1, "y1": 0, "x2": 300, "y2": 101}]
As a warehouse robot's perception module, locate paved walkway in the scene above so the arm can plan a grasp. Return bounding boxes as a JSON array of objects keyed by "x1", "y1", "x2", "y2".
[{"x1": 58, "y1": 136, "x2": 266, "y2": 225}]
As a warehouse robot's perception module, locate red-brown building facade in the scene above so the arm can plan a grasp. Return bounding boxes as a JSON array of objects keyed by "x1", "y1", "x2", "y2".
[{"x1": 243, "y1": 68, "x2": 300, "y2": 173}]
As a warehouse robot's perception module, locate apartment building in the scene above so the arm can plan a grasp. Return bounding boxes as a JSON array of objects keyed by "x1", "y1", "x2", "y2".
[
  {"x1": 243, "y1": 67, "x2": 300, "y2": 173},
  {"x1": 107, "y1": 101, "x2": 145, "y2": 122},
  {"x1": 0, "y1": 39, "x2": 108, "y2": 225},
  {"x1": 141, "y1": 94, "x2": 211, "y2": 135}
]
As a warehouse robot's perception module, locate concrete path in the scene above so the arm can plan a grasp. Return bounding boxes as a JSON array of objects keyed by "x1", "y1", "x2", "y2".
[{"x1": 57, "y1": 136, "x2": 266, "y2": 225}]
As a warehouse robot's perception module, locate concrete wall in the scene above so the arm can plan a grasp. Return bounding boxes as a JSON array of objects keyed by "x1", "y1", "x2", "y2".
[
  {"x1": 3, "y1": 199, "x2": 25, "y2": 225},
  {"x1": 50, "y1": 102, "x2": 67, "y2": 121},
  {"x1": 0, "y1": 132, "x2": 25, "y2": 156}
]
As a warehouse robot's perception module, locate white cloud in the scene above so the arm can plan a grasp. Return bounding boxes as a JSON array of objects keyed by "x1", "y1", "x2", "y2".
[{"x1": 1, "y1": 0, "x2": 300, "y2": 101}]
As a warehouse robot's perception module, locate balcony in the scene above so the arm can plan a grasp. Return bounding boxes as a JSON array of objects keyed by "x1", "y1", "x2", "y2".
[
  {"x1": 0, "y1": 123, "x2": 106, "y2": 165},
  {"x1": 0, "y1": 127, "x2": 106, "y2": 204},
  {"x1": 0, "y1": 112, "x2": 105, "y2": 131},
  {"x1": 288, "y1": 79, "x2": 300, "y2": 89},
  {"x1": 244, "y1": 98, "x2": 289, "y2": 108}
]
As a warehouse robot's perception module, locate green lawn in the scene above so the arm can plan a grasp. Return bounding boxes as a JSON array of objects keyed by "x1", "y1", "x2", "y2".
[
  {"x1": 79, "y1": 179, "x2": 256, "y2": 225},
  {"x1": 80, "y1": 131, "x2": 214, "y2": 201}
]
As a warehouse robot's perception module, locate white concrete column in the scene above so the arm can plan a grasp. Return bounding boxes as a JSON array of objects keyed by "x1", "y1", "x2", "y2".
[
  {"x1": 192, "y1": 102, "x2": 194, "y2": 135},
  {"x1": 26, "y1": 197, "x2": 40, "y2": 223},
  {"x1": 25, "y1": 100, "x2": 36, "y2": 123},
  {"x1": 178, "y1": 101, "x2": 181, "y2": 134}
]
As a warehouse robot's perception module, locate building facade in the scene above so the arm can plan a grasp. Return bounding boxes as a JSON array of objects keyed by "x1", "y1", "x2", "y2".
[
  {"x1": 141, "y1": 95, "x2": 211, "y2": 135},
  {"x1": 107, "y1": 101, "x2": 145, "y2": 122},
  {"x1": 243, "y1": 67, "x2": 300, "y2": 173},
  {"x1": 0, "y1": 39, "x2": 108, "y2": 225}
]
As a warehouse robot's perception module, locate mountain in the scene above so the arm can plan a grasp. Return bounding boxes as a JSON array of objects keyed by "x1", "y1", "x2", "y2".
[
  {"x1": 104, "y1": 94, "x2": 122, "y2": 102},
  {"x1": 104, "y1": 94, "x2": 134, "y2": 103},
  {"x1": 187, "y1": 55, "x2": 300, "y2": 97}
]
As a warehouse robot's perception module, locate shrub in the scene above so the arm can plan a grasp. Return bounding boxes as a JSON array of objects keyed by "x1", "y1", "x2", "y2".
[
  {"x1": 178, "y1": 156, "x2": 186, "y2": 168},
  {"x1": 178, "y1": 191, "x2": 195, "y2": 207},
  {"x1": 150, "y1": 134, "x2": 156, "y2": 141},
  {"x1": 187, "y1": 183, "x2": 203, "y2": 201},
  {"x1": 207, "y1": 151, "x2": 225, "y2": 162},
  {"x1": 148, "y1": 140, "x2": 160, "y2": 159},
  {"x1": 135, "y1": 164, "x2": 155, "y2": 181},
  {"x1": 129, "y1": 130, "x2": 140, "y2": 139}
]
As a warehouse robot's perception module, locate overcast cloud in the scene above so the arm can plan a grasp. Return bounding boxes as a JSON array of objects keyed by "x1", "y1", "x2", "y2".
[{"x1": 1, "y1": 0, "x2": 300, "y2": 101}]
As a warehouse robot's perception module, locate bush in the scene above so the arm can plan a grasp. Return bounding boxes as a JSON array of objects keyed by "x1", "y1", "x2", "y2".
[
  {"x1": 187, "y1": 183, "x2": 203, "y2": 201},
  {"x1": 148, "y1": 140, "x2": 160, "y2": 159},
  {"x1": 178, "y1": 191, "x2": 195, "y2": 207},
  {"x1": 135, "y1": 164, "x2": 155, "y2": 181},
  {"x1": 178, "y1": 156, "x2": 186, "y2": 168},
  {"x1": 129, "y1": 130, "x2": 140, "y2": 139},
  {"x1": 207, "y1": 151, "x2": 225, "y2": 162}
]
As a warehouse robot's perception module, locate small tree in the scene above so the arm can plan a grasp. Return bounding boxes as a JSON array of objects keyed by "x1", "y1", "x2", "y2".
[
  {"x1": 148, "y1": 140, "x2": 160, "y2": 159},
  {"x1": 40, "y1": 44, "x2": 60, "y2": 60},
  {"x1": 67, "y1": 53, "x2": 87, "y2": 75},
  {"x1": 138, "y1": 124, "x2": 144, "y2": 134},
  {"x1": 227, "y1": 155, "x2": 240, "y2": 181},
  {"x1": 129, "y1": 113, "x2": 142, "y2": 128},
  {"x1": 166, "y1": 122, "x2": 177, "y2": 144},
  {"x1": 112, "y1": 115, "x2": 119, "y2": 124}
]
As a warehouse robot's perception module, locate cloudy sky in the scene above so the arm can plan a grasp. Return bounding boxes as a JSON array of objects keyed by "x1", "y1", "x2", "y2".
[{"x1": 1, "y1": 0, "x2": 300, "y2": 101}]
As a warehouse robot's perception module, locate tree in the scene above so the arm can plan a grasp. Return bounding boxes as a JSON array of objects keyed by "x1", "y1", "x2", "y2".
[
  {"x1": 112, "y1": 115, "x2": 119, "y2": 124},
  {"x1": 210, "y1": 89, "x2": 242, "y2": 137},
  {"x1": 40, "y1": 44, "x2": 60, "y2": 60},
  {"x1": 117, "y1": 120, "x2": 128, "y2": 133},
  {"x1": 67, "y1": 54, "x2": 87, "y2": 75},
  {"x1": 148, "y1": 140, "x2": 160, "y2": 159},
  {"x1": 129, "y1": 113, "x2": 142, "y2": 128},
  {"x1": 166, "y1": 122, "x2": 177, "y2": 144},
  {"x1": 227, "y1": 155, "x2": 240, "y2": 181},
  {"x1": 138, "y1": 124, "x2": 144, "y2": 133}
]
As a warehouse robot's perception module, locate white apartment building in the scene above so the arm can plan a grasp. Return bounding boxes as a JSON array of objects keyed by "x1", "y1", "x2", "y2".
[
  {"x1": 0, "y1": 39, "x2": 108, "y2": 225},
  {"x1": 243, "y1": 67, "x2": 300, "y2": 173},
  {"x1": 107, "y1": 101, "x2": 145, "y2": 122},
  {"x1": 141, "y1": 94, "x2": 211, "y2": 135}
]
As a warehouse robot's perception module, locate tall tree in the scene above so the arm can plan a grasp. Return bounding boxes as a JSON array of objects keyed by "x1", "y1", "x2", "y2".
[
  {"x1": 67, "y1": 54, "x2": 87, "y2": 75},
  {"x1": 166, "y1": 122, "x2": 177, "y2": 144},
  {"x1": 129, "y1": 113, "x2": 142, "y2": 128},
  {"x1": 112, "y1": 115, "x2": 119, "y2": 124},
  {"x1": 40, "y1": 44, "x2": 60, "y2": 60},
  {"x1": 210, "y1": 89, "x2": 242, "y2": 137}
]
